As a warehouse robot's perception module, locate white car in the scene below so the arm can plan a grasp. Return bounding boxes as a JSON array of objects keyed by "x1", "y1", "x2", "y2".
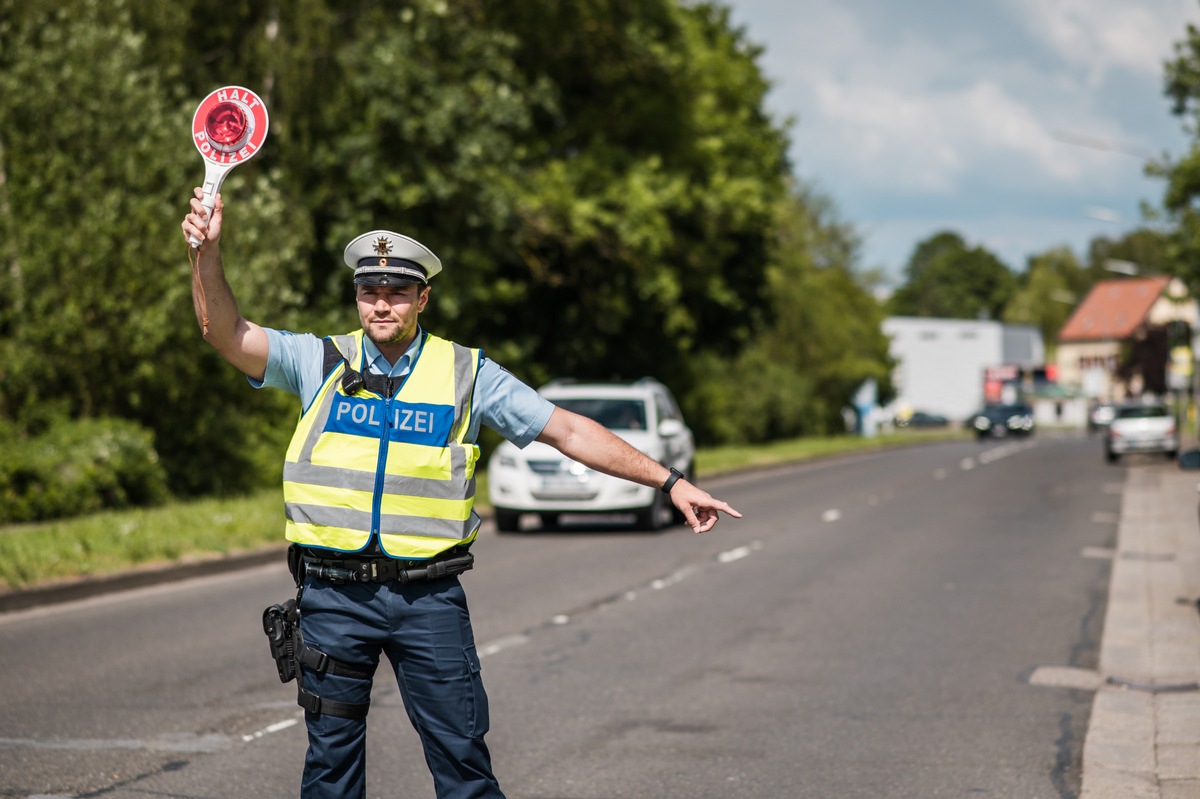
[
  {"x1": 1105, "y1": 403, "x2": 1178, "y2": 463},
  {"x1": 487, "y1": 378, "x2": 696, "y2": 531}
]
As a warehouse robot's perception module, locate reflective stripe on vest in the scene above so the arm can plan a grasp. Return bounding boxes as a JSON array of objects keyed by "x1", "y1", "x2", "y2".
[{"x1": 282, "y1": 330, "x2": 481, "y2": 559}]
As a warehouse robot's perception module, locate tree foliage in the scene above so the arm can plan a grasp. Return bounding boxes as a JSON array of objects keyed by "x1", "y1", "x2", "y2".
[
  {"x1": 1002, "y1": 247, "x2": 1083, "y2": 354},
  {"x1": 0, "y1": 0, "x2": 305, "y2": 494},
  {"x1": 888, "y1": 231, "x2": 1016, "y2": 321},
  {"x1": 1085, "y1": 228, "x2": 1168, "y2": 281},
  {"x1": 0, "y1": 0, "x2": 893, "y2": 508},
  {"x1": 690, "y1": 187, "x2": 893, "y2": 442},
  {"x1": 1158, "y1": 21, "x2": 1200, "y2": 291}
]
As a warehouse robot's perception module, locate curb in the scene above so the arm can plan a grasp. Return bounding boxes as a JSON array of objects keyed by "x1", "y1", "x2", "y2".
[
  {"x1": 0, "y1": 545, "x2": 286, "y2": 614},
  {"x1": 1080, "y1": 467, "x2": 1200, "y2": 798}
]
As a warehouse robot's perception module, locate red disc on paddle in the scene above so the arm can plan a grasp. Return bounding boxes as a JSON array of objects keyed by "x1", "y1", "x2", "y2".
[{"x1": 191, "y1": 86, "x2": 270, "y2": 163}]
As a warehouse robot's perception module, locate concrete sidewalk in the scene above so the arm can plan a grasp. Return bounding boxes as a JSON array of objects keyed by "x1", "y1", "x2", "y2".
[{"x1": 1082, "y1": 465, "x2": 1200, "y2": 798}]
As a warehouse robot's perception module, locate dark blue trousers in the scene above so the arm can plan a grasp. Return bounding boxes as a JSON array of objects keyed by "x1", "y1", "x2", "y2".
[{"x1": 298, "y1": 574, "x2": 504, "y2": 799}]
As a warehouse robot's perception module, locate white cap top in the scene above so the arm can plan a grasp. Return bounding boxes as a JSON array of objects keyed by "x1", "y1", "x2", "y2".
[{"x1": 343, "y1": 230, "x2": 442, "y2": 285}]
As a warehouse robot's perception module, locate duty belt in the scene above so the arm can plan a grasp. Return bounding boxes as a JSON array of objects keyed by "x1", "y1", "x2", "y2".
[{"x1": 301, "y1": 549, "x2": 474, "y2": 584}]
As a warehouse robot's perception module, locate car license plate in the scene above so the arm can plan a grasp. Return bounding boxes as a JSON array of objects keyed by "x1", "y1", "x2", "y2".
[
  {"x1": 535, "y1": 475, "x2": 593, "y2": 499},
  {"x1": 541, "y1": 475, "x2": 585, "y2": 490}
]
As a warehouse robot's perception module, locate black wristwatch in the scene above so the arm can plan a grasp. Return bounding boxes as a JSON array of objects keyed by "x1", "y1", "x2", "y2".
[{"x1": 660, "y1": 467, "x2": 685, "y2": 494}]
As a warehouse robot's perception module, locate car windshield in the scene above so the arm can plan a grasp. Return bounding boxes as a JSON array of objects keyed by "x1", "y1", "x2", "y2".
[
  {"x1": 553, "y1": 398, "x2": 648, "y2": 430},
  {"x1": 981, "y1": 404, "x2": 1029, "y2": 418},
  {"x1": 1116, "y1": 405, "x2": 1169, "y2": 419}
]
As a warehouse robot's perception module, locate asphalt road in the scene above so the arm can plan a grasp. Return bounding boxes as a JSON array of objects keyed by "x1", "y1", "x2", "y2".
[{"x1": 0, "y1": 433, "x2": 1134, "y2": 798}]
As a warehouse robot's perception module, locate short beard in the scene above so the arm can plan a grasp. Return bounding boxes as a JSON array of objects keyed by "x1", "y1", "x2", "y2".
[{"x1": 364, "y1": 320, "x2": 414, "y2": 347}]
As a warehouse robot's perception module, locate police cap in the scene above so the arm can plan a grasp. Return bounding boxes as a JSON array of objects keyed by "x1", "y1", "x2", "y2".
[{"x1": 343, "y1": 230, "x2": 443, "y2": 286}]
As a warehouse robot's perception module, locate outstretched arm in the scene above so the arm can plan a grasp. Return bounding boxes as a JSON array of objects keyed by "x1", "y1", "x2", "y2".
[
  {"x1": 535, "y1": 407, "x2": 742, "y2": 533},
  {"x1": 181, "y1": 188, "x2": 269, "y2": 381}
]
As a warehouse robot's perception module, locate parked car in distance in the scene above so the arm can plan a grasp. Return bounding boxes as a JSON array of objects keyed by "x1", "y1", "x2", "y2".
[
  {"x1": 487, "y1": 378, "x2": 696, "y2": 532},
  {"x1": 1105, "y1": 403, "x2": 1178, "y2": 463},
  {"x1": 895, "y1": 410, "x2": 949, "y2": 429},
  {"x1": 970, "y1": 403, "x2": 1035, "y2": 439},
  {"x1": 1088, "y1": 402, "x2": 1117, "y2": 434}
]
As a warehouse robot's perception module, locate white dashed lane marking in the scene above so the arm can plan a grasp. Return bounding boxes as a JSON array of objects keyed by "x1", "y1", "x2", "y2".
[
  {"x1": 478, "y1": 633, "x2": 530, "y2": 658},
  {"x1": 718, "y1": 546, "x2": 753, "y2": 563},
  {"x1": 477, "y1": 542, "x2": 763, "y2": 660},
  {"x1": 242, "y1": 717, "x2": 298, "y2": 743}
]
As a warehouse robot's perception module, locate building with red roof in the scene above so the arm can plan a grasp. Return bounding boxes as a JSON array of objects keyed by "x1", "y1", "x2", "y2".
[{"x1": 1056, "y1": 276, "x2": 1195, "y2": 400}]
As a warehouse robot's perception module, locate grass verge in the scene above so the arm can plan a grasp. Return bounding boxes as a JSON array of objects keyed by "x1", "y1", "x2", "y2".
[{"x1": 0, "y1": 428, "x2": 966, "y2": 590}]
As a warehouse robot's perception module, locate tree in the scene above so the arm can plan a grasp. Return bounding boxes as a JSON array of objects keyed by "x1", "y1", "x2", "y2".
[
  {"x1": 0, "y1": 0, "x2": 304, "y2": 493},
  {"x1": 1157, "y1": 21, "x2": 1200, "y2": 292},
  {"x1": 1003, "y1": 247, "x2": 1084, "y2": 355},
  {"x1": 689, "y1": 186, "x2": 893, "y2": 443},
  {"x1": 1085, "y1": 228, "x2": 1168, "y2": 280},
  {"x1": 474, "y1": 0, "x2": 791, "y2": 388},
  {"x1": 888, "y1": 231, "x2": 1016, "y2": 320},
  {"x1": 0, "y1": 0, "x2": 887, "y2": 512}
]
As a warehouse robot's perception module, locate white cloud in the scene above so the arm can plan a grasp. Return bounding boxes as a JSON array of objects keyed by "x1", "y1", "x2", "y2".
[
  {"x1": 808, "y1": 77, "x2": 963, "y2": 193},
  {"x1": 1013, "y1": 0, "x2": 1193, "y2": 81},
  {"x1": 795, "y1": 34, "x2": 1116, "y2": 195},
  {"x1": 724, "y1": 0, "x2": 1200, "y2": 274}
]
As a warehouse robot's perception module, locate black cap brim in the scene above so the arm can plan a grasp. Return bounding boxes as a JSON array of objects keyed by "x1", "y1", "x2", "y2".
[{"x1": 354, "y1": 272, "x2": 427, "y2": 287}]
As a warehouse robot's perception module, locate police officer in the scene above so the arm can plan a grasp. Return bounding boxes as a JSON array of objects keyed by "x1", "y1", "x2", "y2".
[{"x1": 182, "y1": 188, "x2": 741, "y2": 799}]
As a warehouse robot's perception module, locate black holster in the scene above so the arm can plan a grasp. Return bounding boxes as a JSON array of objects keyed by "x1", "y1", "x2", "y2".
[
  {"x1": 263, "y1": 554, "x2": 376, "y2": 720},
  {"x1": 262, "y1": 598, "x2": 300, "y2": 684}
]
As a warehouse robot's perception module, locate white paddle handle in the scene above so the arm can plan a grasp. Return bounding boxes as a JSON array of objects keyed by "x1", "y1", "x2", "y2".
[{"x1": 188, "y1": 161, "x2": 231, "y2": 249}]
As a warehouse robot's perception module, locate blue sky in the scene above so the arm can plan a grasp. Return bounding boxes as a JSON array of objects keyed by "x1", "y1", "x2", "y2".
[{"x1": 723, "y1": 0, "x2": 1200, "y2": 286}]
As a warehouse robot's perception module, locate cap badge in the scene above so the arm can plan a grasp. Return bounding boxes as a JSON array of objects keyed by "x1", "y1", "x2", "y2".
[
  {"x1": 379, "y1": 258, "x2": 388, "y2": 266},
  {"x1": 373, "y1": 237, "x2": 392, "y2": 256}
]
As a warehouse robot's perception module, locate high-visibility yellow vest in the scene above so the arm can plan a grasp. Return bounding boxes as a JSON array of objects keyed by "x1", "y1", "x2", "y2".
[{"x1": 282, "y1": 330, "x2": 482, "y2": 559}]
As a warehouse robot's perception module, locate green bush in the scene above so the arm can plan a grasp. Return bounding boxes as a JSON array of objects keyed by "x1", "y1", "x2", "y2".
[
  {"x1": 0, "y1": 418, "x2": 171, "y2": 523},
  {"x1": 684, "y1": 351, "x2": 836, "y2": 445}
]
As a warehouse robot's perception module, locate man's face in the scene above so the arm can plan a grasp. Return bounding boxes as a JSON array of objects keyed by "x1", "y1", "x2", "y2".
[{"x1": 356, "y1": 282, "x2": 429, "y2": 347}]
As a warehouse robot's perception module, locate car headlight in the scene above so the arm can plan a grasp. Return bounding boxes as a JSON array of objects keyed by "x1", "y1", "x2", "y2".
[
  {"x1": 974, "y1": 417, "x2": 989, "y2": 430},
  {"x1": 496, "y1": 455, "x2": 518, "y2": 469}
]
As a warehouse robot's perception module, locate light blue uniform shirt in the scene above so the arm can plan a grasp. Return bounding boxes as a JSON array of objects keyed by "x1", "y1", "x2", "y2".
[{"x1": 251, "y1": 326, "x2": 554, "y2": 448}]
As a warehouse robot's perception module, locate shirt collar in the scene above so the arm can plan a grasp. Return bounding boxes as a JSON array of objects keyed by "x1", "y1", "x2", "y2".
[{"x1": 361, "y1": 326, "x2": 424, "y2": 378}]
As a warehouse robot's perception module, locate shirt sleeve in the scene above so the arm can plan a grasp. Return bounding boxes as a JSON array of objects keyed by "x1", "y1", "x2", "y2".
[
  {"x1": 471, "y1": 357, "x2": 555, "y2": 448},
  {"x1": 248, "y1": 328, "x2": 326, "y2": 408}
]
